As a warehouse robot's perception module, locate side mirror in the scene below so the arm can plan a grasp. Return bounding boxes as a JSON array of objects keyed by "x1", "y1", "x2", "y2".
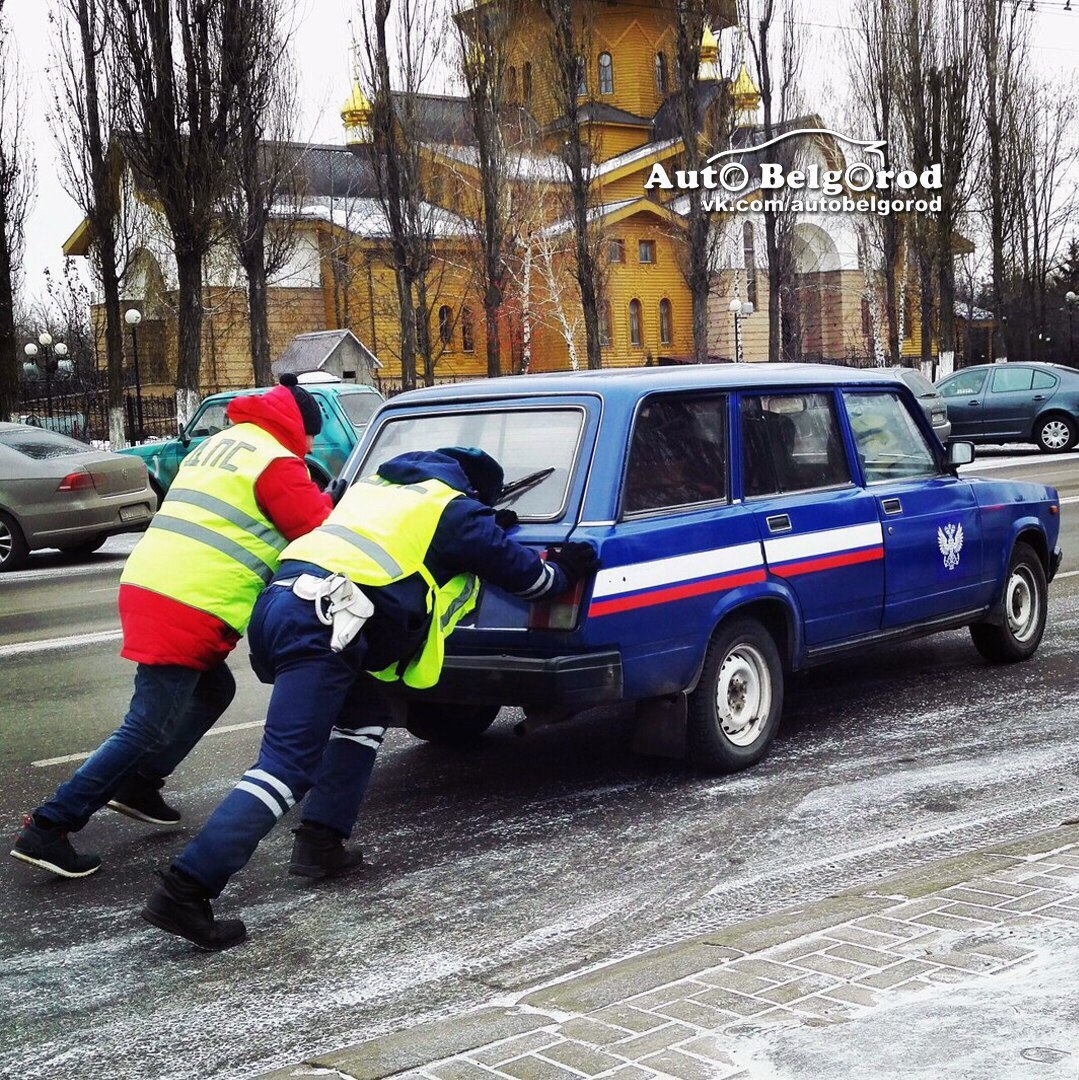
[
  {"x1": 178, "y1": 427, "x2": 191, "y2": 447},
  {"x1": 947, "y1": 441, "x2": 974, "y2": 470}
]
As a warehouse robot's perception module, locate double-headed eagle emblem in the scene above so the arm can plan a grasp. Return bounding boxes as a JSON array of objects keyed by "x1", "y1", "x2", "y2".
[{"x1": 938, "y1": 522, "x2": 964, "y2": 571}]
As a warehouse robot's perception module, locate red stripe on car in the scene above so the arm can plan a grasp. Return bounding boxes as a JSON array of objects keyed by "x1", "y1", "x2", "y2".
[
  {"x1": 770, "y1": 545, "x2": 885, "y2": 578},
  {"x1": 589, "y1": 568, "x2": 767, "y2": 617}
]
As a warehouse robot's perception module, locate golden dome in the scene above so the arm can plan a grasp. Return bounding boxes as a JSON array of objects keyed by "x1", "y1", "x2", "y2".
[
  {"x1": 341, "y1": 83, "x2": 371, "y2": 125},
  {"x1": 700, "y1": 25, "x2": 719, "y2": 62},
  {"x1": 732, "y1": 62, "x2": 761, "y2": 112}
]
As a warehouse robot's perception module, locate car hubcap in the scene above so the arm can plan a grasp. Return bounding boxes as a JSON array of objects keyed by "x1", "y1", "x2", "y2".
[
  {"x1": 716, "y1": 643, "x2": 771, "y2": 746},
  {"x1": 1005, "y1": 566, "x2": 1040, "y2": 643},
  {"x1": 1041, "y1": 420, "x2": 1070, "y2": 450},
  {"x1": 0, "y1": 522, "x2": 11, "y2": 564}
]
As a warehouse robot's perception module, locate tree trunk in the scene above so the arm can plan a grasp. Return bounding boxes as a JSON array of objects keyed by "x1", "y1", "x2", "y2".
[
  {"x1": 98, "y1": 241, "x2": 128, "y2": 447},
  {"x1": 175, "y1": 250, "x2": 204, "y2": 422},
  {"x1": 247, "y1": 237, "x2": 272, "y2": 386},
  {"x1": 485, "y1": 293, "x2": 501, "y2": 380},
  {"x1": 0, "y1": 199, "x2": 16, "y2": 423},
  {"x1": 395, "y1": 265, "x2": 417, "y2": 392},
  {"x1": 764, "y1": 214, "x2": 781, "y2": 363},
  {"x1": 918, "y1": 249, "x2": 934, "y2": 374}
]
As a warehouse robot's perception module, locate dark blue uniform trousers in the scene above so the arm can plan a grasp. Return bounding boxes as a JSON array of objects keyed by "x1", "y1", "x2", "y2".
[{"x1": 173, "y1": 582, "x2": 388, "y2": 897}]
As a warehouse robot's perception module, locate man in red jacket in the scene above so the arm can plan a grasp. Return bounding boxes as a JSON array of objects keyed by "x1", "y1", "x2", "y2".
[{"x1": 10, "y1": 376, "x2": 332, "y2": 879}]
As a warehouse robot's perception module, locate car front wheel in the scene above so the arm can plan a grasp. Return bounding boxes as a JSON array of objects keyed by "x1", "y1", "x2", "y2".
[
  {"x1": 687, "y1": 618, "x2": 784, "y2": 774},
  {"x1": 0, "y1": 510, "x2": 29, "y2": 573},
  {"x1": 970, "y1": 542, "x2": 1047, "y2": 663},
  {"x1": 1035, "y1": 414, "x2": 1076, "y2": 454},
  {"x1": 405, "y1": 702, "x2": 501, "y2": 745}
]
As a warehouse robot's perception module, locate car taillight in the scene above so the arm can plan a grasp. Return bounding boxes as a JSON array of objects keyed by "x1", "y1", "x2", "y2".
[
  {"x1": 932, "y1": 408, "x2": 947, "y2": 422},
  {"x1": 528, "y1": 579, "x2": 585, "y2": 630},
  {"x1": 57, "y1": 470, "x2": 94, "y2": 492}
]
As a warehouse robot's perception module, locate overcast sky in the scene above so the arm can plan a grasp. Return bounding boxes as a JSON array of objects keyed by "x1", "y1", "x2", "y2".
[{"x1": 7, "y1": 0, "x2": 1079, "y2": 307}]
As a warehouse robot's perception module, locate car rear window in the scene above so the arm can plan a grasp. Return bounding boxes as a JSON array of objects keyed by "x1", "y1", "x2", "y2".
[
  {"x1": 361, "y1": 407, "x2": 585, "y2": 520},
  {"x1": 338, "y1": 392, "x2": 381, "y2": 429},
  {"x1": 901, "y1": 370, "x2": 937, "y2": 397},
  {"x1": 0, "y1": 428, "x2": 90, "y2": 460}
]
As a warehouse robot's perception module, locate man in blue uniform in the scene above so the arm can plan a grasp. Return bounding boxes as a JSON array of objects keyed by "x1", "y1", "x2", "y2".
[{"x1": 142, "y1": 447, "x2": 599, "y2": 949}]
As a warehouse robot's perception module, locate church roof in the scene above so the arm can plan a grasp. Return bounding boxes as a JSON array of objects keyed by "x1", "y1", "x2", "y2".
[
  {"x1": 548, "y1": 102, "x2": 654, "y2": 132},
  {"x1": 272, "y1": 329, "x2": 381, "y2": 376},
  {"x1": 291, "y1": 195, "x2": 471, "y2": 240}
]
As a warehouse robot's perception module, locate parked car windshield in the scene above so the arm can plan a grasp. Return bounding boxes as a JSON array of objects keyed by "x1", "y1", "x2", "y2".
[
  {"x1": 0, "y1": 427, "x2": 90, "y2": 460},
  {"x1": 361, "y1": 407, "x2": 584, "y2": 519},
  {"x1": 338, "y1": 392, "x2": 381, "y2": 429}
]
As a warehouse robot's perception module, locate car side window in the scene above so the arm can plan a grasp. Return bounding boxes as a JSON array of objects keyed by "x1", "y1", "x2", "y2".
[
  {"x1": 939, "y1": 370, "x2": 986, "y2": 398},
  {"x1": 740, "y1": 393, "x2": 850, "y2": 498},
  {"x1": 992, "y1": 366, "x2": 1034, "y2": 393},
  {"x1": 622, "y1": 394, "x2": 727, "y2": 515},
  {"x1": 189, "y1": 403, "x2": 229, "y2": 438},
  {"x1": 843, "y1": 391, "x2": 939, "y2": 483},
  {"x1": 1032, "y1": 369, "x2": 1057, "y2": 391}
]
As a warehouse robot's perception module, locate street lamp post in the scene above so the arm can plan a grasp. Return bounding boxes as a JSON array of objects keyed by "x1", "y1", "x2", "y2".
[
  {"x1": 125, "y1": 308, "x2": 144, "y2": 442},
  {"x1": 728, "y1": 297, "x2": 755, "y2": 363},
  {"x1": 22, "y1": 332, "x2": 71, "y2": 428},
  {"x1": 1066, "y1": 292, "x2": 1078, "y2": 363}
]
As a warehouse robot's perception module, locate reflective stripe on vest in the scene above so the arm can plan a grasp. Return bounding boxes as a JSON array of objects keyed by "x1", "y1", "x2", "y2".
[
  {"x1": 120, "y1": 422, "x2": 294, "y2": 632},
  {"x1": 282, "y1": 476, "x2": 480, "y2": 689}
]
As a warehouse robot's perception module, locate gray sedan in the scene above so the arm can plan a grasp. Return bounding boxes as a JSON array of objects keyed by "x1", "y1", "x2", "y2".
[
  {"x1": 887, "y1": 367, "x2": 952, "y2": 443},
  {"x1": 0, "y1": 423, "x2": 157, "y2": 571}
]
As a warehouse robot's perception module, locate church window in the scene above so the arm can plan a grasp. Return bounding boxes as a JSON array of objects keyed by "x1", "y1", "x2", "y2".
[
  {"x1": 654, "y1": 52, "x2": 668, "y2": 95},
  {"x1": 638, "y1": 239, "x2": 656, "y2": 264},
  {"x1": 575, "y1": 55, "x2": 587, "y2": 96},
  {"x1": 439, "y1": 305, "x2": 453, "y2": 346},
  {"x1": 507, "y1": 66, "x2": 518, "y2": 102},
  {"x1": 609, "y1": 238, "x2": 625, "y2": 263},
  {"x1": 523, "y1": 62, "x2": 533, "y2": 104},
  {"x1": 629, "y1": 299, "x2": 643, "y2": 347},
  {"x1": 742, "y1": 221, "x2": 758, "y2": 306},
  {"x1": 461, "y1": 307, "x2": 475, "y2": 352},
  {"x1": 659, "y1": 298, "x2": 673, "y2": 345},
  {"x1": 598, "y1": 52, "x2": 614, "y2": 95}
]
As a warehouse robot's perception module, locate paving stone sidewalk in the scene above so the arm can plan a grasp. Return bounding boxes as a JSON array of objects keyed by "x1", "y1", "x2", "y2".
[{"x1": 262, "y1": 824, "x2": 1079, "y2": 1080}]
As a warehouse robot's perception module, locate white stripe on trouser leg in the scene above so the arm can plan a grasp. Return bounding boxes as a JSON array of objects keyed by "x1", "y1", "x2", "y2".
[
  {"x1": 236, "y1": 780, "x2": 287, "y2": 818},
  {"x1": 244, "y1": 768, "x2": 296, "y2": 807},
  {"x1": 329, "y1": 728, "x2": 383, "y2": 750}
]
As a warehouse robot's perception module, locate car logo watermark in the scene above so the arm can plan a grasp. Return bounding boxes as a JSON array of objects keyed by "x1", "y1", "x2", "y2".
[
  {"x1": 645, "y1": 129, "x2": 942, "y2": 218},
  {"x1": 938, "y1": 523, "x2": 964, "y2": 571}
]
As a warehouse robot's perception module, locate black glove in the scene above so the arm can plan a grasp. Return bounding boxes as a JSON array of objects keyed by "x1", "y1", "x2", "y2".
[
  {"x1": 494, "y1": 508, "x2": 519, "y2": 530},
  {"x1": 326, "y1": 477, "x2": 349, "y2": 506},
  {"x1": 547, "y1": 541, "x2": 601, "y2": 583}
]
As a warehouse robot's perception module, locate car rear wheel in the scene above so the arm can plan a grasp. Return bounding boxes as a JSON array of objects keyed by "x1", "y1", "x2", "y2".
[
  {"x1": 687, "y1": 618, "x2": 784, "y2": 774},
  {"x1": 0, "y1": 510, "x2": 29, "y2": 573},
  {"x1": 1035, "y1": 414, "x2": 1076, "y2": 454},
  {"x1": 405, "y1": 702, "x2": 501, "y2": 745},
  {"x1": 59, "y1": 535, "x2": 107, "y2": 558},
  {"x1": 970, "y1": 541, "x2": 1047, "y2": 664}
]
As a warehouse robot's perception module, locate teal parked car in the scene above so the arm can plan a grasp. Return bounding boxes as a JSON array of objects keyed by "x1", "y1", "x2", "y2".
[{"x1": 120, "y1": 382, "x2": 384, "y2": 501}]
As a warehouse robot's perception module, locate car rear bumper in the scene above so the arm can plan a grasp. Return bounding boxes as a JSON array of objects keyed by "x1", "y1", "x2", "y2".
[{"x1": 420, "y1": 650, "x2": 624, "y2": 710}]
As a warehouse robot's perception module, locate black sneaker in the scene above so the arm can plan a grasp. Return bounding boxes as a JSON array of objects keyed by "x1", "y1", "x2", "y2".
[
  {"x1": 288, "y1": 822, "x2": 365, "y2": 880},
  {"x1": 10, "y1": 814, "x2": 101, "y2": 878},
  {"x1": 108, "y1": 775, "x2": 181, "y2": 825},
  {"x1": 141, "y1": 868, "x2": 246, "y2": 952}
]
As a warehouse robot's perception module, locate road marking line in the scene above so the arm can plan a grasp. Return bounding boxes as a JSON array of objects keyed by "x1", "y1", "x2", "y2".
[
  {"x1": 1055, "y1": 569, "x2": 1079, "y2": 580},
  {"x1": 1058, "y1": 495, "x2": 1079, "y2": 505},
  {"x1": 0, "y1": 562, "x2": 126, "y2": 585},
  {"x1": 0, "y1": 629, "x2": 122, "y2": 658},
  {"x1": 31, "y1": 720, "x2": 266, "y2": 768}
]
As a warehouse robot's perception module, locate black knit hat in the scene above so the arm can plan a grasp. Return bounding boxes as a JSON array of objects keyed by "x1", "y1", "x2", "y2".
[
  {"x1": 437, "y1": 446, "x2": 504, "y2": 506},
  {"x1": 279, "y1": 373, "x2": 322, "y2": 436}
]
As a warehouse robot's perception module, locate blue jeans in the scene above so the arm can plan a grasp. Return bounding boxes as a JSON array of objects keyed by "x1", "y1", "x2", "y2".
[
  {"x1": 173, "y1": 582, "x2": 388, "y2": 896},
  {"x1": 36, "y1": 663, "x2": 236, "y2": 832}
]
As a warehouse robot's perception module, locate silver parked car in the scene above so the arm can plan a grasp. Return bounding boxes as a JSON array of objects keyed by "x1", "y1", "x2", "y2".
[
  {"x1": 887, "y1": 367, "x2": 951, "y2": 443},
  {"x1": 0, "y1": 423, "x2": 157, "y2": 571}
]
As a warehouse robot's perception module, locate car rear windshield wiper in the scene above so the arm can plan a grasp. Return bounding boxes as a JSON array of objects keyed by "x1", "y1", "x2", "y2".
[{"x1": 497, "y1": 467, "x2": 555, "y2": 507}]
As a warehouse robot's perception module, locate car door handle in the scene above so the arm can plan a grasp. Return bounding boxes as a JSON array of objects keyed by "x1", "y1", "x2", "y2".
[
  {"x1": 765, "y1": 513, "x2": 792, "y2": 534},
  {"x1": 881, "y1": 497, "x2": 903, "y2": 516},
  {"x1": 1033, "y1": 394, "x2": 1046, "y2": 401},
  {"x1": 967, "y1": 400, "x2": 980, "y2": 407}
]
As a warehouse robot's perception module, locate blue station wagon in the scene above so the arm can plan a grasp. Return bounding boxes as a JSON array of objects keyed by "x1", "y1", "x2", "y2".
[{"x1": 342, "y1": 364, "x2": 1063, "y2": 773}]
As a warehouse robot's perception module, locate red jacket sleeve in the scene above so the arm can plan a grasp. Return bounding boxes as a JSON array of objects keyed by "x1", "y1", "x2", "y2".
[{"x1": 255, "y1": 457, "x2": 333, "y2": 542}]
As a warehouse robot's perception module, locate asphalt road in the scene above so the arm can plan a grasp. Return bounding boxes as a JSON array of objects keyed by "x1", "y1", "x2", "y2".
[{"x1": 1, "y1": 450, "x2": 1077, "y2": 1080}]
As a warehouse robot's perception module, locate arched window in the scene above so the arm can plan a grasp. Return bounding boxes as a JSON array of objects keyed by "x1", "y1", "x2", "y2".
[
  {"x1": 654, "y1": 52, "x2": 668, "y2": 95},
  {"x1": 439, "y1": 305, "x2": 453, "y2": 346},
  {"x1": 575, "y1": 55, "x2": 587, "y2": 97},
  {"x1": 628, "y1": 299, "x2": 643, "y2": 347},
  {"x1": 523, "y1": 62, "x2": 533, "y2": 104},
  {"x1": 659, "y1": 298, "x2": 673, "y2": 345},
  {"x1": 461, "y1": 307, "x2": 475, "y2": 352},
  {"x1": 598, "y1": 52, "x2": 614, "y2": 95},
  {"x1": 507, "y1": 66, "x2": 518, "y2": 102}
]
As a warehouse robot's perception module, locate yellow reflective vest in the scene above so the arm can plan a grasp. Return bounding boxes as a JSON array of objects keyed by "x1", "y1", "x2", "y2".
[
  {"x1": 121, "y1": 423, "x2": 294, "y2": 633},
  {"x1": 281, "y1": 475, "x2": 479, "y2": 689}
]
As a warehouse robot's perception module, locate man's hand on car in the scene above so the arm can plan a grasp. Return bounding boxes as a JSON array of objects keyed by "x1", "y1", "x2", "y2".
[
  {"x1": 326, "y1": 477, "x2": 349, "y2": 506},
  {"x1": 547, "y1": 541, "x2": 601, "y2": 584},
  {"x1": 494, "y1": 508, "x2": 519, "y2": 531}
]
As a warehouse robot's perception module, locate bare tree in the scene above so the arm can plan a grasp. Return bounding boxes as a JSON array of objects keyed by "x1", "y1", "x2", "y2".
[
  {"x1": 0, "y1": 0, "x2": 34, "y2": 422},
  {"x1": 112, "y1": 0, "x2": 242, "y2": 422},
  {"x1": 221, "y1": 0, "x2": 302, "y2": 386},
  {"x1": 538, "y1": 0, "x2": 603, "y2": 370}
]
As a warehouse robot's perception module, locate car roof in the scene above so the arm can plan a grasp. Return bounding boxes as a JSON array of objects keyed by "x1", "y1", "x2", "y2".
[
  {"x1": 390, "y1": 363, "x2": 909, "y2": 405},
  {"x1": 942, "y1": 362, "x2": 1077, "y2": 375},
  {"x1": 200, "y1": 383, "x2": 381, "y2": 404}
]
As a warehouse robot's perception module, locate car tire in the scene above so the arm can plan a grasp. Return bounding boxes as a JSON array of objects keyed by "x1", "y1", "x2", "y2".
[
  {"x1": 1035, "y1": 413, "x2": 1076, "y2": 454},
  {"x1": 405, "y1": 702, "x2": 501, "y2": 745},
  {"x1": 0, "y1": 510, "x2": 30, "y2": 573},
  {"x1": 59, "y1": 535, "x2": 107, "y2": 558},
  {"x1": 970, "y1": 541, "x2": 1047, "y2": 664},
  {"x1": 687, "y1": 617, "x2": 784, "y2": 774}
]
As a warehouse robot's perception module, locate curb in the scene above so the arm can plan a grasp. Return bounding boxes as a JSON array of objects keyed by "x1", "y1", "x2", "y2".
[{"x1": 258, "y1": 821, "x2": 1079, "y2": 1080}]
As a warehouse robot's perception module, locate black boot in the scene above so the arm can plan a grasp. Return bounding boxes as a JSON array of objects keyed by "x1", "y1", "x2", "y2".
[
  {"x1": 288, "y1": 822, "x2": 364, "y2": 880},
  {"x1": 10, "y1": 814, "x2": 101, "y2": 878},
  {"x1": 141, "y1": 868, "x2": 246, "y2": 951},
  {"x1": 108, "y1": 774, "x2": 181, "y2": 825}
]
